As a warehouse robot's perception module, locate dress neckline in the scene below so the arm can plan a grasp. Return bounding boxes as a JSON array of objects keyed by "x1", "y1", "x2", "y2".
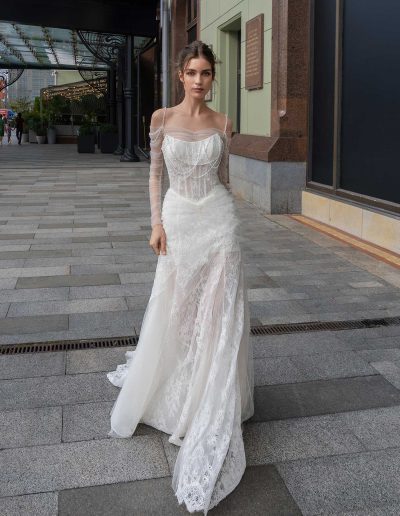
[
  {"x1": 163, "y1": 125, "x2": 226, "y2": 134},
  {"x1": 164, "y1": 132, "x2": 222, "y2": 145}
]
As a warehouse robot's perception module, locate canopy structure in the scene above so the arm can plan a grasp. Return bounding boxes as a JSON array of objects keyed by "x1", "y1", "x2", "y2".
[
  {"x1": 0, "y1": 0, "x2": 159, "y2": 162},
  {"x1": 0, "y1": 22, "x2": 152, "y2": 71}
]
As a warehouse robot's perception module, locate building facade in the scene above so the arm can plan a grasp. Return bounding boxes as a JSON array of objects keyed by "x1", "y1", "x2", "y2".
[
  {"x1": 169, "y1": 0, "x2": 399, "y2": 254},
  {"x1": 7, "y1": 69, "x2": 54, "y2": 102}
]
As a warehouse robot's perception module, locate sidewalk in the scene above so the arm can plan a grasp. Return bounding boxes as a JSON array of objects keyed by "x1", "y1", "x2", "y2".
[{"x1": 1, "y1": 144, "x2": 400, "y2": 515}]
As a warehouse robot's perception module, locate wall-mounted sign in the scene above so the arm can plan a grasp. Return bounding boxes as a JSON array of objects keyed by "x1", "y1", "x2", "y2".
[{"x1": 245, "y1": 14, "x2": 264, "y2": 90}]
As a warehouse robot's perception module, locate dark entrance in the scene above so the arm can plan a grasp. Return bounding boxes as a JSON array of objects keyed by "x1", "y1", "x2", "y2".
[
  {"x1": 309, "y1": 0, "x2": 400, "y2": 213},
  {"x1": 0, "y1": 0, "x2": 158, "y2": 161}
]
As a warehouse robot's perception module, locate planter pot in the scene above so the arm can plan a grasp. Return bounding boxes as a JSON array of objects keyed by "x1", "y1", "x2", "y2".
[
  {"x1": 100, "y1": 133, "x2": 118, "y2": 153},
  {"x1": 21, "y1": 133, "x2": 28, "y2": 143},
  {"x1": 77, "y1": 134, "x2": 95, "y2": 153},
  {"x1": 47, "y1": 127, "x2": 56, "y2": 144},
  {"x1": 36, "y1": 135, "x2": 46, "y2": 144},
  {"x1": 28, "y1": 129, "x2": 37, "y2": 143}
]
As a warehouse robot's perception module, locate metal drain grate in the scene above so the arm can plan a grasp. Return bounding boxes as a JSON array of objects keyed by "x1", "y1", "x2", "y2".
[
  {"x1": 251, "y1": 316, "x2": 400, "y2": 336},
  {"x1": 0, "y1": 335, "x2": 139, "y2": 355},
  {"x1": 1, "y1": 316, "x2": 399, "y2": 355}
]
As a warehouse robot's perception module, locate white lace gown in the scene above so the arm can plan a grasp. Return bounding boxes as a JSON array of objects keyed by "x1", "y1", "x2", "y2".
[{"x1": 106, "y1": 107, "x2": 254, "y2": 514}]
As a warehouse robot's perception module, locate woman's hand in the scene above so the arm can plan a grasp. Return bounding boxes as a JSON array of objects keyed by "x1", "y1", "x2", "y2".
[{"x1": 149, "y1": 224, "x2": 167, "y2": 255}]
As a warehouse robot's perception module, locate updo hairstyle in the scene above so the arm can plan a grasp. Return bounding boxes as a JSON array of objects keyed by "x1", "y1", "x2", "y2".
[{"x1": 176, "y1": 40, "x2": 216, "y2": 79}]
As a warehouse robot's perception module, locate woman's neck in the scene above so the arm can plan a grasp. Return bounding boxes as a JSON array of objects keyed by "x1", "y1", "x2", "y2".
[{"x1": 175, "y1": 97, "x2": 209, "y2": 117}]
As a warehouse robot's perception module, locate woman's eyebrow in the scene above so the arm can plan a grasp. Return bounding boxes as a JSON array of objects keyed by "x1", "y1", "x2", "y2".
[{"x1": 185, "y1": 68, "x2": 212, "y2": 72}]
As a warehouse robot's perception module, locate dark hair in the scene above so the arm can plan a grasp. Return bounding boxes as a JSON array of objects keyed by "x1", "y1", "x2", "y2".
[{"x1": 176, "y1": 40, "x2": 216, "y2": 79}]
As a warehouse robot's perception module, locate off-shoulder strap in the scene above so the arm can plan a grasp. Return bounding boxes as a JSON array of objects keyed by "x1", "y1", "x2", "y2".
[
  {"x1": 162, "y1": 106, "x2": 167, "y2": 128},
  {"x1": 223, "y1": 113, "x2": 228, "y2": 134}
]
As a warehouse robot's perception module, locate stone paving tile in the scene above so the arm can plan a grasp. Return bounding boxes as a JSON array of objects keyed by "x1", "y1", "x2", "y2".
[
  {"x1": 0, "y1": 492, "x2": 58, "y2": 516},
  {"x1": 0, "y1": 266, "x2": 70, "y2": 278},
  {"x1": 252, "y1": 332, "x2": 360, "y2": 359},
  {"x1": 0, "y1": 372, "x2": 116, "y2": 411},
  {"x1": 0, "y1": 250, "x2": 72, "y2": 260},
  {"x1": 0, "y1": 287, "x2": 69, "y2": 303},
  {"x1": 38, "y1": 222, "x2": 107, "y2": 228},
  {"x1": 68, "y1": 310, "x2": 138, "y2": 333},
  {"x1": 356, "y1": 348, "x2": 400, "y2": 362},
  {"x1": 0, "y1": 259, "x2": 25, "y2": 269},
  {"x1": 254, "y1": 356, "x2": 308, "y2": 385},
  {"x1": 254, "y1": 351, "x2": 374, "y2": 385},
  {"x1": 289, "y1": 350, "x2": 375, "y2": 381},
  {"x1": 0, "y1": 233, "x2": 35, "y2": 239},
  {"x1": 7, "y1": 297, "x2": 128, "y2": 317},
  {"x1": 0, "y1": 351, "x2": 65, "y2": 380},
  {"x1": 248, "y1": 287, "x2": 308, "y2": 302},
  {"x1": 30, "y1": 242, "x2": 111, "y2": 250},
  {"x1": 0, "y1": 406, "x2": 62, "y2": 449},
  {"x1": 66, "y1": 346, "x2": 135, "y2": 374},
  {"x1": 16, "y1": 273, "x2": 120, "y2": 289},
  {"x1": 276, "y1": 447, "x2": 400, "y2": 515},
  {"x1": 336, "y1": 405, "x2": 400, "y2": 451},
  {"x1": 338, "y1": 503, "x2": 400, "y2": 515},
  {"x1": 243, "y1": 415, "x2": 365, "y2": 465},
  {"x1": 0, "y1": 314, "x2": 68, "y2": 335},
  {"x1": 58, "y1": 465, "x2": 302, "y2": 516},
  {"x1": 252, "y1": 375, "x2": 400, "y2": 422},
  {"x1": 370, "y1": 360, "x2": 400, "y2": 390},
  {"x1": 0, "y1": 436, "x2": 169, "y2": 498},
  {"x1": 0, "y1": 245, "x2": 30, "y2": 252},
  {"x1": 0, "y1": 278, "x2": 17, "y2": 289},
  {"x1": 68, "y1": 284, "x2": 152, "y2": 300},
  {"x1": 71, "y1": 263, "x2": 155, "y2": 275},
  {"x1": 62, "y1": 401, "x2": 159, "y2": 443},
  {"x1": 23, "y1": 255, "x2": 116, "y2": 267}
]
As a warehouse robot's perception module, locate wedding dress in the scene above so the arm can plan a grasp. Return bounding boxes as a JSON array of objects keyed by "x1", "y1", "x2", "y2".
[{"x1": 106, "y1": 106, "x2": 254, "y2": 514}]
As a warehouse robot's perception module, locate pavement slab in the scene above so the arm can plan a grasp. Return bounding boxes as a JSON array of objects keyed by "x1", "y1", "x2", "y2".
[{"x1": 0, "y1": 144, "x2": 399, "y2": 514}]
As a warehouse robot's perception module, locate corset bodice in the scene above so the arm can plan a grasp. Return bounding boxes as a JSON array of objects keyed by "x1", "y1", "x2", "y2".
[
  {"x1": 148, "y1": 107, "x2": 232, "y2": 228},
  {"x1": 161, "y1": 132, "x2": 224, "y2": 201}
]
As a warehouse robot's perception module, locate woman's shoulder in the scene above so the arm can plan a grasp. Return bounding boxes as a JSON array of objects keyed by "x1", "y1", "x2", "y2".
[
  {"x1": 207, "y1": 108, "x2": 232, "y2": 132},
  {"x1": 150, "y1": 107, "x2": 166, "y2": 127}
]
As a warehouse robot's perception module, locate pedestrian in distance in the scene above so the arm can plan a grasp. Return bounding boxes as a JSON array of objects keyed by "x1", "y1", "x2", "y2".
[
  {"x1": 6, "y1": 119, "x2": 15, "y2": 144},
  {"x1": 15, "y1": 112, "x2": 24, "y2": 145},
  {"x1": 106, "y1": 40, "x2": 254, "y2": 515}
]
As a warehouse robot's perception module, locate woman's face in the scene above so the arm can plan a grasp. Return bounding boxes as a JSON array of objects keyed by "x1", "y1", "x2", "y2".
[{"x1": 179, "y1": 56, "x2": 213, "y2": 100}]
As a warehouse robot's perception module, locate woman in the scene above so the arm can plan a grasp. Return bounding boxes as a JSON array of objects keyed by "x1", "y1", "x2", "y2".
[
  {"x1": 6, "y1": 118, "x2": 14, "y2": 144},
  {"x1": 107, "y1": 40, "x2": 254, "y2": 514}
]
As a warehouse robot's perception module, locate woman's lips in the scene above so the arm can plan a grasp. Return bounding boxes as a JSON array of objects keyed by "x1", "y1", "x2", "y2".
[{"x1": 193, "y1": 88, "x2": 203, "y2": 91}]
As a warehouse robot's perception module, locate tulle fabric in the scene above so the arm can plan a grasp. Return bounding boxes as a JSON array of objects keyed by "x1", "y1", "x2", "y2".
[{"x1": 107, "y1": 108, "x2": 254, "y2": 514}]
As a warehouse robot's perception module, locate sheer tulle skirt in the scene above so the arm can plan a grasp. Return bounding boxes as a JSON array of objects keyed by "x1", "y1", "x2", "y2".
[{"x1": 107, "y1": 184, "x2": 254, "y2": 514}]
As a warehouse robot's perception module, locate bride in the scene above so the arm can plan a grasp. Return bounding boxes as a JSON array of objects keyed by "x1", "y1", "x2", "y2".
[{"x1": 106, "y1": 40, "x2": 254, "y2": 514}]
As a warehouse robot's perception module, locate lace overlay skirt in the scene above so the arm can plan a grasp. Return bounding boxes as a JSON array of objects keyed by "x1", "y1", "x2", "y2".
[{"x1": 107, "y1": 184, "x2": 254, "y2": 514}]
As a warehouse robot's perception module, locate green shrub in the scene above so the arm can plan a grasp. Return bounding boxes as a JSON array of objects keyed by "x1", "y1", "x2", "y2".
[
  {"x1": 99, "y1": 123, "x2": 118, "y2": 134},
  {"x1": 79, "y1": 123, "x2": 95, "y2": 136}
]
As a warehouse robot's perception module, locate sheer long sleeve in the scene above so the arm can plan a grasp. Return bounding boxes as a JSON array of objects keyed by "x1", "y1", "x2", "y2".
[
  {"x1": 217, "y1": 118, "x2": 233, "y2": 193},
  {"x1": 148, "y1": 109, "x2": 165, "y2": 228}
]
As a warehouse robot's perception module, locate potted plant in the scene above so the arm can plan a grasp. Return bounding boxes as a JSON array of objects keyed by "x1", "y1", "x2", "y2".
[
  {"x1": 47, "y1": 125, "x2": 56, "y2": 144},
  {"x1": 77, "y1": 122, "x2": 96, "y2": 153},
  {"x1": 26, "y1": 112, "x2": 40, "y2": 143},
  {"x1": 36, "y1": 123, "x2": 47, "y2": 144},
  {"x1": 45, "y1": 95, "x2": 65, "y2": 144},
  {"x1": 99, "y1": 123, "x2": 118, "y2": 153}
]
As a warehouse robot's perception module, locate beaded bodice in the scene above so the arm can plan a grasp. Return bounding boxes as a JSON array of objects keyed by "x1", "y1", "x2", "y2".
[{"x1": 148, "y1": 107, "x2": 232, "y2": 228}]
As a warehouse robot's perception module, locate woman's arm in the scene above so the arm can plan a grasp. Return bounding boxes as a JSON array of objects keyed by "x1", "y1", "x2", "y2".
[
  {"x1": 218, "y1": 117, "x2": 233, "y2": 192},
  {"x1": 148, "y1": 109, "x2": 165, "y2": 228}
]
